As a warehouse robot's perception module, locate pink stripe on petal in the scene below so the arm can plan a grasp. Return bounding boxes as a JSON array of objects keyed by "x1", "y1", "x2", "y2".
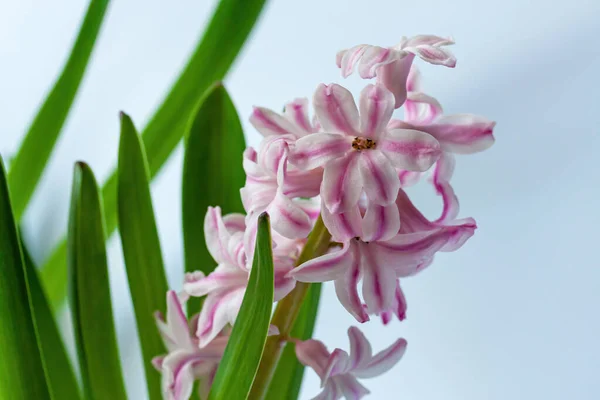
[
  {"x1": 313, "y1": 83, "x2": 360, "y2": 135},
  {"x1": 402, "y1": 34, "x2": 455, "y2": 48},
  {"x1": 291, "y1": 242, "x2": 354, "y2": 283},
  {"x1": 334, "y1": 243, "x2": 369, "y2": 323},
  {"x1": 291, "y1": 133, "x2": 349, "y2": 170},
  {"x1": 360, "y1": 242, "x2": 397, "y2": 314},
  {"x1": 338, "y1": 375, "x2": 370, "y2": 400},
  {"x1": 361, "y1": 202, "x2": 400, "y2": 242},
  {"x1": 431, "y1": 154, "x2": 460, "y2": 223},
  {"x1": 425, "y1": 114, "x2": 496, "y2": 154},
  {"x1": 358, "y1": 84, "x2": 395, "y2": 139},
  {"x1": 378, "y1": 54, "x2": 415, "y2": 108},
  {"x1": 407, "y1": 45, "x2": 456, "y2": 67},
  {"x1": 250, "y1": 106, "x2": 295, "y2": 136},
  {"x1": 339, "y1": 45, "x2": 368, "y2": 78},
  {"x1": 284, "y1": 98, "x2": 313, "y2": 134},
  {"x1": 358, "y1": 151, "x2": 400, "y2": 206},
  {"x1": 269, "y1": 192, "x2": 312, "y2": 239},
  {"x1": 357, "y1": 46, "x2": 394, "y2": 79},
  {"x1": 379, "y1": 128, "x2": 441, "y2": 171},
  {"x1": 321, "y1": 203, "x2": 362, "y2": 242},
  {"x1": 295, "y1": 339, "x2": 331, "y2": 379},
  {"x1": 321, "y1": 153, "x2": 362, "y2": 214},
  {"x1": 166, "y1": 291, "x2": 194, "y2": 349},
  {"x1": 347, "y1": 327, "x2": 373, "y2": 369},
  {"x1": 353, "y1": 338, "x2": 407, "y2": 379}
]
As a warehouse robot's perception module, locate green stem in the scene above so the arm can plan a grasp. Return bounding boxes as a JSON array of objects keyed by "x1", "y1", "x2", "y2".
[{"x1": 249, "y1": 215, "x2": 331, "y2": 399}]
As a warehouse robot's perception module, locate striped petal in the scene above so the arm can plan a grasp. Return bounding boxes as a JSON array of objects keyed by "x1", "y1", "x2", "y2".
[
  {"x1": 353, "y1": 338, "x2": 407, "y2": 379},
  {"x1": 291, "y1": 133, "x2": 350, "y2": 170},
  {"x1": 358, "y1": 84, "x2": 395, "y2": 139},
  {"x1": 250, "y1": 106, "x2": 297, "y2": 137},
  {"x1": 334, "y1": 242, "x2": 369, "y2": 323},
  {"x1": 358, "y1": 150, "x2": 400, "y2": 206},
  {"x1": 321, "y1": 153, "x2": 363, "y2": 214},
  {"x1": 360, "y1": 242, "x2": 397, "y2": 314},
  {"x1": 361, "y1": 202, "x2": 400, "y2": 242},
  {"x1": 347, "y1": 327, "x2": 373, "y2": 369},
  {"x1": 291, "y1": 241, "x2": 354, "y2": 283},
  {"x1": 424, "y1": 114, "x2": 496, "y2": 154},
  {"x1": 321, "y1": 203, "x2": 362, "y2": 242},
  {"x1": 378, "y1": 128, "x2": 441, "y2": 171},
  {"x1": 313, "y1": 83, "x2": 360, "y2": 135}
]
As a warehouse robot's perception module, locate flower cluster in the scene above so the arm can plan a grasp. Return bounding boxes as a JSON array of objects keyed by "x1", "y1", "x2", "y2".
[{"x1": 154, "y1": 34, "x2": 495, "y2": 400}]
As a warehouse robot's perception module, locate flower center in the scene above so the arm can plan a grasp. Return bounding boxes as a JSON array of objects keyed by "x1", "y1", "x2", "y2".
[{"x1": 351, "y1": 136, "x2": 376, "y2": 151}]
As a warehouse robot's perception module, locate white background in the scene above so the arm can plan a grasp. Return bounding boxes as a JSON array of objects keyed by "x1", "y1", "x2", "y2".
[{"x1": 1, "y1": 1, "x2": 599, "y2": 399}]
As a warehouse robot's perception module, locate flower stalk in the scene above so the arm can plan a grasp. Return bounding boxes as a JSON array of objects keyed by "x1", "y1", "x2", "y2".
[{"x1": 249, "y1": 215, "x2": 331, "y2": 399}]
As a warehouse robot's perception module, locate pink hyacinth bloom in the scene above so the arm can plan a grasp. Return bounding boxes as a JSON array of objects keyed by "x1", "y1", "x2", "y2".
[
  {"x1": 153, "y1": 291, "x2": 227, "y2": 400},
  {"x1": 183, "y1": 207, "x2": 296, "y2": 346},
  {"x1": 290, "y1": 190, "x2": 476, "y2": 320},
  {"x1": 336, "y1": 35, "x2": 456, "y2": 108},
  {"x1": 295, "y1": 327, "x2": 407, "y2": 400},
  {"x1": 292, "y1": 83, "x2": 441, "y2": 214},
  {"x1": 241, "y1": 139, "x2": 321, "y2": 240},
  {"x1": 250, "y1": 97, "x2": 319, "y2": 140}
]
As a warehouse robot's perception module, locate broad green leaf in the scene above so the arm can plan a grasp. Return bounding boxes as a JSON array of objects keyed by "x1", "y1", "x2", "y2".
[
  {"x1": 41, "y1": 0, "x2": 268, "y2": 310},
  {"x1": 8, "y1": 0, "x2": 110, "y2": 221},
  {"x1": 208, "y1": 213, "x2": 274, "y2": 400},
  {"x1": 21, "y1": 241, "x2": 81, "y2": 400},
  {"x1": 117, "y1": 113, "x2": 168, "y2": 400},
  {"x1": 264, "y1": 283, "x2": 322, "y2": 400},
  {"x1": 182, "y1": 83, "x2": 246, "y2": 315},
  {"x1": 68, "y1": 162, "x2": 127, "y2": 400},
  {"x1": 0, "y1": 156, "x2": 50, "y2": 399}
]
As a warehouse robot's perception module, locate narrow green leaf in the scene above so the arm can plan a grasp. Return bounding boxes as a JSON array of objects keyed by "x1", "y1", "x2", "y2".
[
  {"x1": 208, "y1": 213, "x2": 274, "y2": 400},
  {"x1": 68, "y1": 162, "x2": 127, "y2": 400},
  {"x1": 41, "y1": 0, "x2": 268, "y2": 310},
  {"x1": 21, "y1": 241, "x2": 81, "y2": 400},
  {"x1": 0, "y1": 156, "x2": 50, "y2": 399},
  {"x1": 264, "y1": 283, "x2": 322, "y2": 400},
  {"x1": 182, "y1": 83, "x2": 246, "y2": 314},
  {"x1": 8, "y1": 0, "x2": 110, "y2": 221},
  {"x1": 117, "y1": 113, "x2": 168, "y2": 400}
]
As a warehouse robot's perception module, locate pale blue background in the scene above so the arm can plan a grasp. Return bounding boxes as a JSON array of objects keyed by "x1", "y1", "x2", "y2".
[{"x1": 1, "y1": 1, "x2": 599, "y2": 399}]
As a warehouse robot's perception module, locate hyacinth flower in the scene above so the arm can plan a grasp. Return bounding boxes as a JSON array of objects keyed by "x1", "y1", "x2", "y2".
[
  {"x1": 183, "y1": 206, "x2": 296, "y2": 346},
  {"x1": 337, "y1": 35, "x2": 456, "y2": 108},
  {"x1": 295, "y1": 327, "x2": 407, "y2": 400},
  {"x1": 291, "y1": 83, "x2": 441, "y2": 215},
  {"x1": 290, "y1": 189, "x2": 476, "y2": 322},
  {"x1": 153, "y1": 291, "x2": 228, "y2": 400}
]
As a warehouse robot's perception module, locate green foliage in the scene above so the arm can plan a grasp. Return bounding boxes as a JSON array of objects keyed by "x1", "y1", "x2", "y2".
[
  {"x1": 208, "y1": 213, "x2": 274, "y2": 400},
  {"x1": 68, "y1": 162, "x2": 127, "y2": 400},
  {"x1": 117, "y1": 113, "x2": 169, "y2": 400}
]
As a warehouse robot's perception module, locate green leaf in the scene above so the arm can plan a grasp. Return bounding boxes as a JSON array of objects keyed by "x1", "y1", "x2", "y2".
[
  {"x1": 208, "y1": 213, "x2": 274, "y2": 400},
  {"x1": 8, "y1": 0, "x2": 110, "y2": 221},
  {"x1": 0, "y1": 156, "x2": 50, "y2": 399},
  {"x1": 182, "y1": 83, "x2": 246, "y2": 315},
  {"x1": 68, "y1": 162, "x2": 127, "y2": 400},
  {"x1": 41, "y1": 0, "x2": 268, "y2": 310},
  {"x1": 264, "y1": 283, "x2": 322, "y2": 400},
  {"x1": 117, "y1": 113, "x2": 168, "y2": 400},
  {"x1": 21, "y1": 241, "x2": 81, "y2": 400}
]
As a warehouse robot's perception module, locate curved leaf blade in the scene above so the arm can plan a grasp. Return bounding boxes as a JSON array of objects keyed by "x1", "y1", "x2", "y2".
[
  {"x1": 41, "y1": 0, "x2": 268, "y2": 310},
  {"x1": 264, "y1": 283, "x2": 322, "y2": 400},
  {"x1": 117, "y1": 113, "x2": 168, "y2": 400},
  {"x1": 182, "y1": 83, "x2": 246, "y2": 314},
  {"x1": 68, "y1": 162, "x2": 127, "y2": 400},
  {"x1": 8, "y1": 0, "x2": 110, "y2": 220},
  {"x1": 208, "y1": 213, "x2": 274, "y2": 400},
  {"x1": 21, "y1": 242, "x2": 81, "y2": 400},
  {"x1": 0, "y1": 156, "x2": 50, "y2": 399}
]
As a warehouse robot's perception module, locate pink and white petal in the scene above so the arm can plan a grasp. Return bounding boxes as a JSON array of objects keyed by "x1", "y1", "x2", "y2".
[
  {"x1": 356, "y1": 45, "x2": 399, "y2": 79},
  {"x1": 250, "y1": 106, "x2": 297, "y2": 137},
  {"x1": 405, "y1": 45, "x2": 457, "y2": 67},
  {"x1": 405, "y1": 91, "x2": 443, "y2": 124},
  {"x1": 431, "y1": 153, "x2": 460, "y2": 223},
  {"x1": 406, "y1": 64, "x2": 421, "y2": 93},
  {"x1": 425, "y1": 114, "x2": 496, "y2": 154},
  {"x1": 360, "y1": 242, "x2": 397, "y2": 314},
  {"x1": 268, "y1": 191, "x2": 313, "y2": 239},
  {"x1": 313, "y1": 381, "x2": 340, "y2": 400},
  {"x1": 295, "y1": 339, "x2": 331, "y2": 379},
  {"x1": 258, "y1": 135, "x2": 289, "y2": 176},
  {"x1": 358, "y1": 84, "x2": 395, "y2": 139},
  {"x1": 338, "y1": 45, "x2": 368, "y2": 78},
  {"x1": 321, "y1": 203, "x2": 362, "y2": 242},
  {"x1": 437, "y1": 218, "x2": 477, "y2": 252},
  {"x1": 291, "y1": 241, "x2": 355, "y2": 283},
  {"x1": 152, "y1": 355, "x2": 165, "y2": 371},
  {"x1": 203, "y1": 206, "x2": 232, "y2": 264},
  {"x1": 222, "y1": 213, "x2": 246, "y2": 234},
  {"x1": 161, "y1": 351, "x2": 198, "y2": 400},
  {"x1": 361, "y1": 202, "x2": 400, "y2": 242},
  {"x1": 283, "y1": 98, "x2": 314, "y2": 134},
  {"x1": 323, "y1": 349, "x2": 351, "y2": 381},
  {"x1": 197, "y1": 365, "x2": 218, "y2": 400},
  {"x1": 321, "y1": 153, "x2": 363, "y2": 214},
  {"x1": 358, "y1": 151, "x2": 400, "y2": 206},
  {"x1": 378, "y1": 129, "x2": 441, "y2": 172},
  {"x1": 396, "y1": 189, "x2": 435, "y2": 233},
  {"x1": 196, "y1": 289, "x2": 244, "y2": 347},
  {"x1": 337, "y1": 375, "x2": 371, "y2": 400},
  {"x1": 402, "y1": 34, "x2": 455, "y2": 48},
  {"x1": 353, "y1": 338, "x2": 407, "y2": 379},
  {"x1": 378, "y1": 54, "x2": 415, "y2": 109},
  {"x1": 155, "y1": 311, "x2": 177, "y2": 352},
  {"x1": 313, "y1": 83, "x2": 360, "y2": 135},
  {"x1": 334, "y1": 242, "x2": 369, "y2": 323},
  {"x1": 273, "y1": 265, "x2": 297, "y2": 301},
  {"x1": 393, "y1": 281, "x2": 408, "y2": 321},
  {"x1": 291, "y1": 133, "x2": 350, "y2": 171},
  {"x1": 166, "y1": 290, "x2": 194, "y2": 349},
  {"x1": 398, "y1": 170, "x2": 422, "y2": 187},
  {"x1": 347, "y1": 327, "x2": 373, "y2": 369},
  {"x1": 183, "y1": 264, "x2": 247, "y2": 297}
]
